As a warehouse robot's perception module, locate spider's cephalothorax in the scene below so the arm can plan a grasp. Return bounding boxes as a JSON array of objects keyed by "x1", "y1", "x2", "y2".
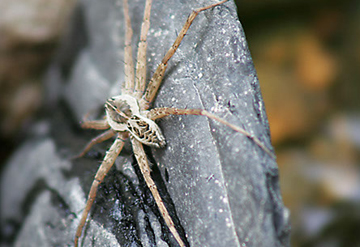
[
  {"x1": 105, "y1": 94, "x2": 139, "y2": 131},
  {"x1": 105, "y1": 94, "x2": 166, "y2": 148}
]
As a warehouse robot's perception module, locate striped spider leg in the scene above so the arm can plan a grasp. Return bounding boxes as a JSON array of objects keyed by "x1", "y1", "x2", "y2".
[{"x1": 74, "y1": 0, "x2": 275, "y2": 246}]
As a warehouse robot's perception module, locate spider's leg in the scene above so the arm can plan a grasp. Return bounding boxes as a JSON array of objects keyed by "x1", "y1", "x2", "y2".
[
  {"x1": 74, "y1": 133, "x2": 127, "y2": 247},
  {"x1": 148, "y1": 107, "x2": 276, "y2": 159},
  {"x1": 123, "y1": 0, "x2": 135, "y2": 95},
  {"x1": 139, "y1": 0, "x2": 229, "y2": 109},
  {"x1": 130, "y1": 137, "x2": 186, "y2": 247},
  {"x1": 73, "y1": 129, "x2": 116, "y2": 159},
  {"x1": 134, "y1": 0, "x2": 153, "y2": 99},
  {"x1": 80, "y1": 119, "x2": 110, "y2": 130}
]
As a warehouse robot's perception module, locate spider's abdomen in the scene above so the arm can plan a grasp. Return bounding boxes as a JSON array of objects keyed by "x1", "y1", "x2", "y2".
[{"x1": 127, "y1": 114, "x2": 166, "y2": 148}]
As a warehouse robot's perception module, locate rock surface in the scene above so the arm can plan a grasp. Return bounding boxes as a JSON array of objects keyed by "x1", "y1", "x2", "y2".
[{"x1": 0, "y1": 0, "x2": 290, "y2": 246}]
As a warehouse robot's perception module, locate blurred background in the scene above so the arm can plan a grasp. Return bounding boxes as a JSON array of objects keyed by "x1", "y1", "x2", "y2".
[
  {"x1": 239, "y1": 0, "x2": 360, "y2": 246},
  {"x1": 0, "y1": 0, "x2": 359, "y2": 246}
]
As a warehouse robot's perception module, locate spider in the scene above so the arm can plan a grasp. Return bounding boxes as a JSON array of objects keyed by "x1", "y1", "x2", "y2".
[{"x1": 74, "y1": 0, "x2": 275, "y2": 246}]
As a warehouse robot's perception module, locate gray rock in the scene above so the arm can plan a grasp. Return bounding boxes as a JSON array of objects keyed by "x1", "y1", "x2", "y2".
[{"x1": 0, "y1": 0, "x2": 290, "y2": 246}]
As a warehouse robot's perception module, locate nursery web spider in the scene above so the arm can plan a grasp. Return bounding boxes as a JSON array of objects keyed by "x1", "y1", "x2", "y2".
[{"x1": 74, "y1": 0, "x2": 275, "y2": 246}]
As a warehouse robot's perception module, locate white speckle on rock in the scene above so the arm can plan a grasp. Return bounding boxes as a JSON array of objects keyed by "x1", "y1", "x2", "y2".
[
  {"x1": 154, "y1": 30, "x2": 162, "y2": 37},
  {"x1": 222, "y1": 197, "x2": 228, "y2": 204}
]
